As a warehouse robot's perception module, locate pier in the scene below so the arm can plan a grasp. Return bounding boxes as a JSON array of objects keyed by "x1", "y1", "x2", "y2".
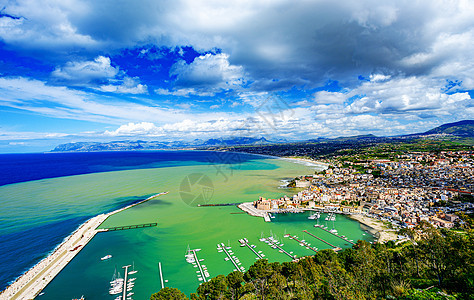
[
  {"x1": 315, "y1": 225, "x2": 356, "y2": 245},
  {"x1": 102, "y1": 222, "x2": 158, "y2": 231},
  {"x1": 198, "y1": 203, "x2": 242, "y2": 207},
  {"x1": 218, "y1": 244, "x2": 244, "y2": 272},
  {"x1": 239, "y1": 239, "x2": 264, "y2": 259},
  {"x1": 122, "y1": 265, "x2": 131, "y2": 300},
  {"x1": 287, "y1": 235, "x2": 318, "y2": 252},
  {"x1": 262, "y1": 238, "x2": 296, "y2": 260},
  {"x1": 302, "y1": 230, "x2": 337, "y2": 248},
  {"x1": 192, "y1": 250, "x2": 207, "y2": 282},
  {"x1": 158, "y1": 262, "x2": 165, "y2": 289}
]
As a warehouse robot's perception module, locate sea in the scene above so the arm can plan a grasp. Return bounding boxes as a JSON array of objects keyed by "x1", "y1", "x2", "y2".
[{"x1": 0, "y1": 151, "x2": 374, "y2": 299}]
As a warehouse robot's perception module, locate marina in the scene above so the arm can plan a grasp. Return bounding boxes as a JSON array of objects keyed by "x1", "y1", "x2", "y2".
[
  {"x1": 315, "y1": 225, "x2": 356, "y2": 245},
  {"x1": 185, "y1": 248, "x2": 209, "y2": 282},
  {"x1": 302, "y1": 230, "x2": 338, "y2": 249},
  {"x1": 261, "y1": 237, "x2": 296, "y2": 260},
  {"x1": 286, "y1": 235, "x2": 318, "y2": 252},
  {"x1": 239, "y1": 238, "x2": 265, "y2": 260},
  {"x1": 217, "y1": 243, "x2": 245, "y2": 272}
]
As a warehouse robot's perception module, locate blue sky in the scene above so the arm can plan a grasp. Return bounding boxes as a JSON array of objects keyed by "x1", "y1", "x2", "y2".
[{"x1": 0, "y1": 0, "x2": 473, "y2": 152}]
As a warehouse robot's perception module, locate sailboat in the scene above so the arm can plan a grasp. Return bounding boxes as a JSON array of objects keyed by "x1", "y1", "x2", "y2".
[
  {"x1": 128, "y1": 261, "x2": 138, "y2": 275},
  {"x1": 329, "y1": 218, "x2": 337, "y2": 233},
  {"x1": 109, "y1": 267, "x2": 123, "y2": 295}
]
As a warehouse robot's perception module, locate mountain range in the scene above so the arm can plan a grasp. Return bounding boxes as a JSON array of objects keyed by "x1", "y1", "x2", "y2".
[{"x1": 52, "y1": 120, "x2": 473, "y2": 152}]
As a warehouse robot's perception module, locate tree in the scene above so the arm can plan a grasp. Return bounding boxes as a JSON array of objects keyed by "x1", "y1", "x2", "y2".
[
  {"x1": 226, "y1": 271, "x2": 244, "y2": 300},
  {"x1": 150, "y1": 287, "x2": 188, "y2": 300}
]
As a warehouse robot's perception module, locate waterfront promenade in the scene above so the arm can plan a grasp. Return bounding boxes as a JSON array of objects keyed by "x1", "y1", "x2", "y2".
[{"x1": 0, "y1": 192, "x2": 167, "y2": 300}]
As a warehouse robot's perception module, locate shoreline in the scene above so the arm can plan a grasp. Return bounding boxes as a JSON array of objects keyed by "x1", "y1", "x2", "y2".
[
  {"x1": 0, "y1": 192, "x2": 168, "y2": 300},
  {"x1": 280, "y1": 156, "x2": 329, "y2": 168},
  {"x1": 237, "y1": 202, "x2": 398, "y2": 244},
  {"x1": 348, "y1": 214, "x2": 398, "y2": 243}
]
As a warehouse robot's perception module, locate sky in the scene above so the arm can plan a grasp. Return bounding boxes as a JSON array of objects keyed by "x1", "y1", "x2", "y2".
[{"x1": 0, "y1": 0, "x2": 473, "y2": 153}]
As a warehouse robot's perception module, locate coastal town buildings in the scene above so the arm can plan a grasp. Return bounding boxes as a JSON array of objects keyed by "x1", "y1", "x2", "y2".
[{"x1": 253, "y1": 150, "x2": 473, "y2": 231}]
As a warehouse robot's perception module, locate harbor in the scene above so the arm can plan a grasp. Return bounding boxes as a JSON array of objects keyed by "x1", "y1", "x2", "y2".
[
  {"x1": 0, "y1": 157, "x2": 372, "y2": 299},
  {"x1": 0, "y1": 192, "x2": 168, "y2": 300},
  {"x1": 217, "y1": 243, "x2": 245, "y2": 272}
]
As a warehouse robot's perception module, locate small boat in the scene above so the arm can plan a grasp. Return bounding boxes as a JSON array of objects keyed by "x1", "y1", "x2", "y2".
[
  {"x1": 72, "y1": 296, "x2": 85, "y2": 300},
  {"x1": 101, "y1": 255, "x2": 112, "y2": 261},
  {"x1": 128, "y1": 261, "x2": 138, "y2": 275}
]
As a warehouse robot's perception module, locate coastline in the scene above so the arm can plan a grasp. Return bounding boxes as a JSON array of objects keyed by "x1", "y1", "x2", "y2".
[
  {"x1": 280, "y1": 156, "x2": 329, "y2": 168},
  {"x1": 0, "y1": 192, "x2": 168, "y2": 300},
  {"x1": 348, "y1": 214, "x2": 398, "y2": 243}
]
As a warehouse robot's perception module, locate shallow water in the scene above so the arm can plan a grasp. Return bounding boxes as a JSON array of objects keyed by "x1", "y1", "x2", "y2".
[{"x1": 0, "y1": 151, "x2": 373, "y2": 299}]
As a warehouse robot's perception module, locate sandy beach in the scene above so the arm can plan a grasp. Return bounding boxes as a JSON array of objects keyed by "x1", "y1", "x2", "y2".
[
  {"x1": 281, "y1": 156, "x2": 329, "y2": 168},
  {"x1": 348, "y1": 214, "x2": 398, "y2": 243}
]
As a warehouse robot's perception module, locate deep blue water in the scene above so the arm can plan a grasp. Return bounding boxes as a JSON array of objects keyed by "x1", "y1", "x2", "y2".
[
  {"x1": 0, "y1": 150, "x2": 258, "y2": 187},
  {"x1": 0, "y1": 151, "x2": 269, "y2": 290}
]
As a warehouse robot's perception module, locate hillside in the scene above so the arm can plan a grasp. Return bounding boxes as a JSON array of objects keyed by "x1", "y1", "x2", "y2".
[{"x1": 422, "y1": 120, "x2": 474, "y2": 137}]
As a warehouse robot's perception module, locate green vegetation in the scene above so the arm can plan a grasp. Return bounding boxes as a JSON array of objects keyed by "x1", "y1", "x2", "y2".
[
  {"x1": 150, "y1": 225, "x2": 473, "y2": 299},
  {"x1": 150, "y1": 287, "x2": 188, "y2": 300}
]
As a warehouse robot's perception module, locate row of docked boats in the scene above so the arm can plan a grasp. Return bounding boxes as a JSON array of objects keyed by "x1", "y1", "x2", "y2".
[
  {"x1": 109, "y1": 264, "x2": 138, "y2": 300},
  {"x1": 185, "y1": 246, "x2": 210, "y2": 282},
  {"x1": 217, "y1": 243, "x2": 245, "y2": 272}
]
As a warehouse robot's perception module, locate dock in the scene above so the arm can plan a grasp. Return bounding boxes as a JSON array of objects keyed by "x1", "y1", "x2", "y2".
[
  {"x1": 192, "y1": 250, "x2": 208, "y2": 282},
  {"x1": 315, "y1": 225, "x2": 356, "y2": 245},
  {"x1": 158, "y1": 262, "x2": 165, "y2": 289},
  {"x1": 217, "y1": 243, "x2": 244, "y2": 272},
  {"x1": 262, "y1": 237, "x2": 296, "y2": 260},
  {"x1": 102, "y1": 222, "x2": 157, "y2": 232},
  {"x1": 198, "y1": 203, "x2": 242, "y2": 207},
  {"x1": 192, "y1": 250, "x2": 207, "y2": 282},
  {"x1": 302, "y1": 230, "x2": 337, "y2": 248},
  {"x1": 122, "y1": 265, "x2": 131, "y2": 300},
  {"x1": 287, "y1": 235, "x2": 318, "y2": 252},
  {"x1": 239, "y1": 239, "x2": 264, "y2": 259}
]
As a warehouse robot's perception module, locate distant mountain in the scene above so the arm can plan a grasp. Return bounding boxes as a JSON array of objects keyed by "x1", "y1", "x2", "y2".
[
  {"x1": 421, "y1": 120, "x2": 474, "y2": 137},
  {"x1": 52, "y1": 120, "x2": 473, "y2": 152},
  {"x1": 202, "y1": 137, "x2": 269, "y2": 146},
  {"x1": 331, "y1": 134, "x2": 379, "y2": 142},
  {"x1": 52, "y1": 137, "x2": 271, "y2": 152}
]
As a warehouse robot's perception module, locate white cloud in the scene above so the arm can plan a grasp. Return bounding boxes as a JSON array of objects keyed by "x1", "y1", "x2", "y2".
[
  {"x1": 52, "y1": 56, "x2": 118, "y2": 84},
  {"x1": 313, "y1": 91, "x2": 347, "y2": 104},
  {"x1": 104, "y1": 122, "x2": 162, "y2": 136},
  {"x1": 369, "y1": 74, "x2": 391, "y2": 82},
  {"x1": 154, "y1": 88, "x2": 215, "y2": 97},
  {"x1": 344, "y1": 76, "x2": 472, "y2": 117},
  {"x1": 170, "y1": 53, "x2": 246, "y2": 94},
  {"x1": 98, "y1": 76, "x2": 148, "y2": 94},
  {"x1": 0, "y1": 77, "x2": 183, "y2": 124}
]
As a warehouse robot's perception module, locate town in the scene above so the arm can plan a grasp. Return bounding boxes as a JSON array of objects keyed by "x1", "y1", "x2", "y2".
[{"x1": 251, "y1": 150, "x2": 474, "y2": 231}]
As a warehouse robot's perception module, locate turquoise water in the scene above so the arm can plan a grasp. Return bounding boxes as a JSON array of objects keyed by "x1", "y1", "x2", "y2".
[{"x1": 0, "y1": 152, "x2": 373, "y2": 299}]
